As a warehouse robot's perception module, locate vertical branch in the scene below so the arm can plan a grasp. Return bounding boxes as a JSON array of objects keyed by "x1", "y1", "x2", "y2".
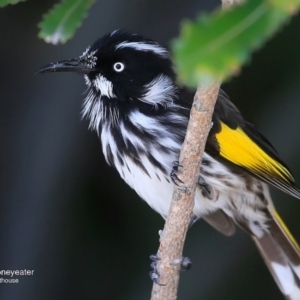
[
  {"x1": 150, "y1": 83, "x2": 220, "y2": 300},
  {"x1": 150, "y1": 1, "x2": 239, "y2": 300}
]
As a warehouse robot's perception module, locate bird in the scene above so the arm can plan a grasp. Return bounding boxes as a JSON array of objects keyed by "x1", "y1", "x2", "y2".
[{"x1": 37, "y1": 30, "x2": 300, "y2": 299}]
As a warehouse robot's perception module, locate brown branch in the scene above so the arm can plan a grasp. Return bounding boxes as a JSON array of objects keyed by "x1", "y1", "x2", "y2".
[
  {"x1": 150, "y1": 1, "x2": 239, "y2": 299},
  {"x1": 150, "y1": 83, "x2": 220, "y2": 300}
]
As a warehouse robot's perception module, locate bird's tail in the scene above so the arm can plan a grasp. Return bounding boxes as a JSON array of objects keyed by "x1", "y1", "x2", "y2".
[{"x1": 252, "y1": 210, "x2": 300, "y2": 300}]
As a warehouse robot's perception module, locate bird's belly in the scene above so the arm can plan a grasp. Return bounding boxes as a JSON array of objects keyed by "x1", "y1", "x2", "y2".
[
  {"x1": 116, "y1": 154, "x2": 175, "y2": 218},
  {"x1": 114, "y1": 153, "x2": 239, "y2": 218},
  {"x1": 113, "y1": 151, "x2": 271, "y2": 227}
]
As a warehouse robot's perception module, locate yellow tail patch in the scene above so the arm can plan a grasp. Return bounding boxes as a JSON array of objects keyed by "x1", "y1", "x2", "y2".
[
  {"x1": 215, "y1": 122, "x2": 292, "y2": 181},
  {"x1": 273, "y1": 210, "x2": 300, "y2": 252}
]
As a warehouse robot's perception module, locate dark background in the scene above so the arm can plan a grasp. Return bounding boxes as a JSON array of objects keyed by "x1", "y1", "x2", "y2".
[{"x1": 1, "y1": 1, "x2": 300, "y2": 299}]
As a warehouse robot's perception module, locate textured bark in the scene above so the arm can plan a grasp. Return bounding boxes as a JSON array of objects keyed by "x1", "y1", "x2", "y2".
[
  {"x1": 150, "y1": 83, "x2": 220, "y2": 300},
  {"x1": 150, "y1": 1, "x2": 238, "y2": 299}
]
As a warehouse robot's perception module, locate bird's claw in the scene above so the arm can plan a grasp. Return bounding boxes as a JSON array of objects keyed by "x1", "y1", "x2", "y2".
[
  {"x1": 170, "y1": 161, "x2": 183, "y2": 185},
  {"x1": 149, "y1": 254, "x2": 165, "y2": 286}
]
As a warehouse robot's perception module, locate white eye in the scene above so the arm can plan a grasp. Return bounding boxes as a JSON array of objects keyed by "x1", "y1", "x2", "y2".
[{"x1": 113, "y1": 62, "x2": 125, "y2": 72}]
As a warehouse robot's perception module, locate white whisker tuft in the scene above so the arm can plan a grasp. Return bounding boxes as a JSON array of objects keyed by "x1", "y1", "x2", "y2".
[
  {"x1": 79, "y1": 49, "x2": 97, "y2": 68},
  {"x1": 94, "y1": 75, "x2": 115, "y2": 98}
]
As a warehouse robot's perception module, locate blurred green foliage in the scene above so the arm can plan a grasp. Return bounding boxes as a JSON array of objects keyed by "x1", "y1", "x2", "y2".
[
  {"x1": 172, "y1": 0, "x2": 300, "y2": 86},
  {"x1": 1, "y1": 0, "x2": 299, "y2": 79},
  {"x1": 0, "y1": 0, "x2": 95, "y2": 43},
  {"x1": 0, "y1": 0, "x2": 26, "y2": 7},
  {"x1": 38, "y1": 0, "x2": 95, "y2": 44}
]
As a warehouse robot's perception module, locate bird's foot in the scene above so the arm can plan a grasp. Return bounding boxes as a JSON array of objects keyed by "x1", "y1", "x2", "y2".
[
  {"x1": 149, "y1": 254, "x2": 165, "y2": 286},
  {"x1": 170, "y1": 161, "x2": 183, "y2": 185},
  {"x1": 149, "y1": 254, "x2": 192, "y2": 285}
]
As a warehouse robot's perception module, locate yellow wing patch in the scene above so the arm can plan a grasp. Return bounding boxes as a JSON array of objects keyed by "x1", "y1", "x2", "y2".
[{"x1": 215, "y1": 122, "x2": 292, "y2": 182}]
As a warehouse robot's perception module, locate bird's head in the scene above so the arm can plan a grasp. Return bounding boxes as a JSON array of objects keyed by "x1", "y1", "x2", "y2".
[{"x1": 37, "y1": 30, "x2": 179, "y2": 131}]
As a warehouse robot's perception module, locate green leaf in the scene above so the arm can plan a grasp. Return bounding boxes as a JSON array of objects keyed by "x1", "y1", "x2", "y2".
[
  {"x1": 38, "y1": 0, "x2": 95, "y2": 44},
  {"x1": 0, "y1": 0, "x2": 27, "y2": 8},
  {"x1": 172, "y1": 0, "x2": 300, "y2": 86}
]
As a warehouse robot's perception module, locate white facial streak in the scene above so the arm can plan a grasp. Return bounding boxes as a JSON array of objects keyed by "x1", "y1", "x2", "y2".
[{"x1": 116, "y1": 41, "x2": 169, "y2": 58}]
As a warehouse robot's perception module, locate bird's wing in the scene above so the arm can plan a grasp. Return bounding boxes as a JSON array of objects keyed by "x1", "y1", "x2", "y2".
[{"x1": 208, "y1": 90, "x2": 300, "y2": 199}]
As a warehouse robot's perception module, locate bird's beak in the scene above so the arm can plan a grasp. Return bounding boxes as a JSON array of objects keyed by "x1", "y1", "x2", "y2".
[{"x1": 35, "y1": 58, "x2": 96, "y2": 74}]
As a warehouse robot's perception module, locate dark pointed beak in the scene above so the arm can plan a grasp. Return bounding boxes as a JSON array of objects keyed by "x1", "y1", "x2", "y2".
[{"x1": 35, "y1": 58, "x2": 96, "y2": 74}]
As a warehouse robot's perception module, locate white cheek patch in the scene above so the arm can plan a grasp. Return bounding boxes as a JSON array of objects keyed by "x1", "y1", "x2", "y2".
[
  {"x1": 94, "y1": 75, "x2": 116, "y2": 98},
  {"x1": 140, "y1": 75, "x2": 177, "y2": 108}
]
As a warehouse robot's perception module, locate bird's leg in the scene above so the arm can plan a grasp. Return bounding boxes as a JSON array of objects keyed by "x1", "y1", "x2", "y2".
[
  {"x1": 149, "y1": 254, "x2": 192, "y2": 285},
  {"x1": 198, "y1": 175, "x2": 214, "y2": 200},
  {"x1": 171, "y1": 163, "x2": 213, "y2": 200}
]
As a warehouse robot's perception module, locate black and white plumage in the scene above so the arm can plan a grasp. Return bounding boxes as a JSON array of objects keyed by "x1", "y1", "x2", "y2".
[{"x1": 38, "y1": 30, "x2": 300, "y2": 299}]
